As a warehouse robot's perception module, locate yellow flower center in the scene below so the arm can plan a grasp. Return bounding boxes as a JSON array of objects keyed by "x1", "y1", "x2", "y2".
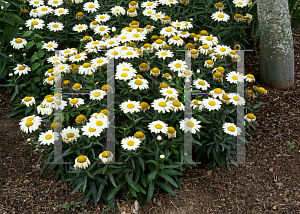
[
  {"x1": 232, "y1": 75, "x2": 238, "y2": 80},
  {"x1": 216, "y1": 2, "x2": 223, "y2": 7},
  {"x1": 77, "y1": 26, "x2": 83, "y2": 29},
  {"x1": 247, "y1": 74, "x2": 254, "y2": 79},
  {"x1": 222, "y1": 94, "x2": 230, "y2": 100},
  {"x1": 82, "y1": 63, "x2": 91, "y2": 68},
  {"x1": 93, "y1": 92, "x2": 101, "y2": 97},
  {"x1": 230, "y1": 50, "x2": 237, "y2": 55},
  {"x1": 236, "y1": 14, "x2": 242, "y2": 18},
  {"x1": 160, "y1": 83, "x2": 169, "y2": 88},
  {"x1": 76, "y1": 115, "x2": 86, "y2": 122},
  {"x1": 194, "y1": 100, "x2": 199, "y2": 105},
  {"x1": 155, "y1": 124, "x2": 163, "y2": 129},
  {"x1": 126, "y1": 51, "x2": 133, "y2": 55},
  {"x1": 127, "y1": 103, "x2": 135, "y2": 109},
  {"x1": 135, "y1": 80, "x2": 143, "y2": 85},
  {"x1": 41, "y1": 7, "x2": 48, "y2": 11},
  {"x1": 89, "y1": 4, "x2": 95, "y2": 8},
  {"x1": 99, "y1": 27, "x2": 105, "y2": 31},
  {"x1": 58, "y1": 10, "x2": 64, "y2": 13},
  {"x1": 191, "y1": 50, "x2": 198, "y2": 54},
  {"x1": 247, "y1": 90, "x2": 254, "y2": 94},
  {"x1": 161, "y1": 52, "x2": 168, "y2": 56},
  {"x1": 135, "y1": 131, "x2": 144, "y2": 138},
  {"x1": 48, "y1": 77, "x2": 54, "y2": 81},
  {"x1": 127, "y1": 140, "x2": 135, "y2": 146},
  {"x1": 173, "y1": 100, "x2": 181, "y2": 107},
  {"x1": 77, "y1": 155, "x2": 86, "y2": 163},
  {"x1": 164, "y1": 73, "x2": 170, "y2": 77},
  {"x1": 152, "y1": 68, "x2": 159, "y2": 73},
  {"x1": 47, "y1": 44, "x2": 53, "y2": 47},
  {"x1": 67, "y1": 133, "x2": 74, "y2": 138},
  {"x1": 173, "y1": 36, "x2": 181, "y2": 40},
  {"x1": 166, "y1": 90, "x2": 173, "y2": 94},
  {"x1": 140, "y1": 102, "x2": 149, "y2": 108},
  {"x1": 202, "y1": 45, "x2": 209, "y2": 49},
  {"x1": 140, "y1": 63, "x2": 148, "y2": 68},
  {"x1": 214, "y1": 72, "x2": 222, "y2": 78},
  {"x1": 88, "y1": 127, "x2": 96, "y2": 132},
  {"x1": 120, "y1": 73, "x2": 128, "y2": 78},
  {"x1": 175, "y1": 63, "x2": 182, "y2": 68},
  {"x1": 74, "y1": 55, "x2": 81, "y2": 59},
  {"x1": 34, "y1": 1, "x2": 39, "y2": 3},
  {"x1": 207, "y1": 60, "x2": 213, "y2": 64},
  {"x1": 217, "y1": 14, "x2": 224, "y2": 18},
  {"x1": 71, "y1": 98, "x2": 78, "y2": 104},
  {"x1": 128, "y1": 8, "x2": 135, "y2": 13},
  {"x1": 198, "y1": 81, "x2": 205, "y2": 85},
  {"x1": 220, "y1": 48, "x2": 227, "y2": 52},
  {"x1": 25, "y1": 121, "x2": 33, "y2": 127},
  {"x1": 247, "y1": 113, "x2": 255, "y2": 119},
  {"x1": 96, "y1": 121, "x2": 103, "y2": 126},
  {"x1": 15, "y1": 39, "x2": 22, "y2": 43},
  {"x1": 186, "y1": 121, "x2": 194, "y2": 127},
  {"x1": 24, "y1": 97, "x2": 32, "y2": 102},
  {"x1": 158, "y1": 102, "x2": 167, "y2": 107},
  {"x1": 147, "y1": 2, "x2": 153, "y2": 6},
  {"x1": 51, "y1": 122, "x2": 60, "y2": 128},
  {"x1": 102, "y1": 151, "x2": 112, "y2": 157},
  {"x1": 45, "y1": 134, "x2": 52, "y2": 140},
  {"x1": 233, "y1": 96, "x2": 240, "y2": 101},
  {"x1": 228, "y1": 126, "x2": 235, "y2": 132},
  {"x1": 214, "y1": 88, "x2": 222, "y2": 93},
  {"x1": 53, "y1": 0, "x2": 58, "y2": 3},
  {"x1": 206, "y1": 36, "x2": 213, "y2": 41},
  {"x1": 258, "y1": 87, "x2": 265, "y2": 92},
  {"x1": 46, "y1": 97, "x2": 54, "y2": 102},
  {"x1": 208, "y1": 101, "x2": 216, "y2": 106},
  {"x1": 77, "y1": 12, "x2": 84, "y2": 16},
  {"x1": 238, "y1": 2, "x2": 242, "y2": 5},
  {"x1": 63, "y1": 80, "x2": 70, "y2": 85},
  {"x1": 73, "y1": 83, "x2": 81, "y2": 89},
  {"x1": 168, "y1": 127, "x2": 175, "y2": 133}
]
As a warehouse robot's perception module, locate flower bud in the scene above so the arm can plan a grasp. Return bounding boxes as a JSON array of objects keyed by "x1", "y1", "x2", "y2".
[
  {"x1": 157, "y1": 135, "x2": 162, "y2": 141},
  {"x1": 160, "y1": 154, "x2": 165, "y2": 159},
  {"x1": 190, "y1": 18, "x2": 193, "y2": 21},
  {"x1": 178, "y1": 73, "x2": 182, "y2": 78},
  {"x1": 9, "y1": 54, "x2": 13, "y2": 57},
  {"x1": 197, "y1": 69, "x2": 200, "y2": 73},
  {"x1": 112, "y1": 27, "x2": 116, "y2": 32},
  {"x1": 9, "y1": 73, "x2": 13, "y2": 76},
  {"x1": 19, "y1": 27, "x2": 23, "y2": 30},
  {"x1": 27, "y1": 138, "x2": 31, "y2": 142},
  {"x1": 23, "y1": 53, "x2": 26, "y2": 56}
]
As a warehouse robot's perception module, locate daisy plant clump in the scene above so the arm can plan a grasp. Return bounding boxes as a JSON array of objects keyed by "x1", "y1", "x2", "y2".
[{"x1": 3, "y1": 0, "x2": 267, "y2": 208}]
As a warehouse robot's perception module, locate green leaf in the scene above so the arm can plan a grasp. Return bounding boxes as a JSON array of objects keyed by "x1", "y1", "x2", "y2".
[
  {"x1": 91, "y1": 181, "x2": 98, "y2": 205},
  {"x1": 197, "y1": 115, "x2": 212, "y2": 123},
  {"x1": 147, "y1": 169, "x2": 158, "y2": 183},
  {"x1": 160, "y1": 169, "x2": 182, "y2": 176},
  {"x1": 135, "y1": 183, "x2": 146, "y2": 194},
  {"x1": 86, "y1": 171, "x2": 94, "y2": 179},
  {"x1": 3, "y1": 12, "x2": 24, "y2": 23},
  {"x1": 137, "y1": 156, "x2": 145, "y2": 171},
  {"x1": 146, "y1": 181, "x2": 155, "y2": 203},
  {"x1": 157, "y1": 172, "x2": 178, "y2": 188},
  {"x1": 108, "y1": 173, "x2": 117, "y2": 187},
  {"x1": 185, "y1": 10, "x2": 204, "y2": 17},
  {"x1": 25, "y1": 40, "x2": 35, "y2": 50},
  {"x1": 82, "y1": 175, "x2": 88, "y2": 193},
  {"x1": 96, "y1": 183, "x2": 105, "y2": 202},
  {"x1": 6, "y1": 108, "x2": 24, "y2": 117},
  {"x1": 0, "y1": 17, "x2": 14, "y2": 25},
  {"x1": 38, "y1": 49, "x2": 45, "y2": 58},
  {"x1": 107, "y1": 181, "x2": 126, "y2": 201},
  {"x1": 32, "y1": 62, "x2": 40, "y2": 71},
  {"x1": 31, "y1": 52, "x2": 38, "y2": 63},
  {"x1": 155, "y1": 181, "x2": 177, "y2": 196},
  {"x1": 23, "y1": 31, "x2": 33, "y2": 37},
  {"x1": 36, "y1": 41, "x2": 44, "y2": 48},
  {"x1": 129, "y1": 186, "x2": 137, "y2": 197},
  {"x1": 71, "y1": 180, "x2": 83, "y2": 194}
]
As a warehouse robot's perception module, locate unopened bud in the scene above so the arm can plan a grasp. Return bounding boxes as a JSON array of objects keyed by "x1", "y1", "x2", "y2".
[
  {"x1": 23, "y1": 53, "x2": 26, "y2": 56},
  {"x1": 160, "y1": 154, "x2": 165, "y2": 159},
  {"x1": 112, "y1": 27, "x2": 116, "y2": 32},
  {"x1": 190, "y1": 18, "x2": 193, "y2": 21},
  {"x1": 27, "y1": 138, "x2": 31, "y2": 142},
  {"x1": 178, "y1": 73, "x2": 182, "y2": 78},
  {"x1": 9, "y1": 54, "x2": 13, "y2": 57},
  {"x1": 197, "y1": 69, "x2": 200, "y2": 73},
  {"x1": 157, "y1": 135, "x2": 162, "y2": 141},
  {"x1": 9, "y1": 73, "x2": 13, "y2": 76},
  {"x1": 19, "y1": 27, "x2": 23, "y2": 30}
]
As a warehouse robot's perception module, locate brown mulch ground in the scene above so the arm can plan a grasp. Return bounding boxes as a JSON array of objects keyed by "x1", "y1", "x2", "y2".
[{"x1": 1, "y1": 31, "x2": 300, "y2": 214}]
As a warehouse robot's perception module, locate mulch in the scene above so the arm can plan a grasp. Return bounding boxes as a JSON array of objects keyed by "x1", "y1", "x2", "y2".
[{"x1": 1, "y1": 30, "x2": 300, "y2": 213}]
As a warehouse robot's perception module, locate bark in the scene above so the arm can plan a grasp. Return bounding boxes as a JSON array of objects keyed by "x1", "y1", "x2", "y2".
[{"x1": 257, "y1": 0, "x2": 294, "y2": 89}]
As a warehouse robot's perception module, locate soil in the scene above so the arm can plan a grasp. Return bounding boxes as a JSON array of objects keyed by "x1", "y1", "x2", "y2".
[{"x1": 1, "y1": 31, "x2": 300, "y2": 214}]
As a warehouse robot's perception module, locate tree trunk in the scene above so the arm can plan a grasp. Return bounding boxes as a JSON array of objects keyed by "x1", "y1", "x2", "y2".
[{"x1": 257, "y1": 0, "x2": 294, "y2": 89}]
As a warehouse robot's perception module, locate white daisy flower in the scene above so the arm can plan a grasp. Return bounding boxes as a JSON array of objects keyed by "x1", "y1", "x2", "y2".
[
  {"x1": 119, "y1": 49, "x2": 140, "y2": 59},
  {"x1": 179, "y1": 117, "x2": 201, "y2": 134},
  {"x1": 61, "y1": 126, "x2": 80, "y2": 144},
  {"x1": 180, "y1": 21, "x2": 193, "y2": 30},
  {"x1": 47, "y1": 56, "x2": 63, "y2": 64},
  {"x1": 19, "y1": 115, "x2": 42, "y2": 133},
  {"x1": 39, "y1": 130, "x2": 59, "y2": 145},
  {"x1": 160, "y1": 0, "x2": 179, "y2": 7},
  {"x1": 42, "y1": 41, "x2": 58, "y2": 51},
  {"x1": 227, "y1": 93, "x2": 245, "y2": 106},
  {"x1": 160, "y1": 27, "x2": 178, "y2": 38},
  {"x1": 73, "y1": 24, "x2": 88, "y2": 32},
  {"x1": 89, "y1": 117, "x2": 109, "y2": 132},
  {"x1": 193, "y1": 79, "x2": 210, "y2": 91},
  {"x1": 128, "y1": 78, "x2": 149, "y2": 90},
  {"x1": 151, "y1": 98, "x2": 173, "y2": 113},
  {"x1": 43, "y1": 76, "x2": 55, "y2": 85},
  {"x1": 190, "y1": 99, "x2": 204, "y2": 111},
  {"x1": 111, "y1": 6, "x2": 126, "y2": 16},
  {"x1": 83, "y1": 1, "x2": 100, "y2": 13},
  {"x1": 150, "y1": 11, "x2": 165, "y2": 21},
  {"x1": 209, "y1": 88, "x2": 226, "y2": 100},
  {"x1": 29, "y1": 8, "x2": 40, "y2": 18},
  {"x1": 95, "y1": 14, "x2": 111, "y2": 23},
  {"x1": 86, "y1": 40, "x2": 104, "y2": 50},
  {"x1": 36, "y1": 6, "x2": 53, "y2": 16},
  {"x1": 148, "y1": 120, "x2": 168, "y2": 134},
  {"x1": 105, "y1": 48, "x2": 122, "y2": 59},
  {"x1": 222, "y1": 122, "x2": 242, "y2": 136},
  {"x1": 199, "y1": 35, "x2": 219, "y2": 46},
  {"x1": 116, "y1": 62, "x2": 134, "y2": 70},
  {"x1": 42, "y1": 96, "x2": 55, "y2": 108},
  {"x1": 233, "y1": 0, "x2": 248, "y2": 8},
  {"x1": 47, "y1": 0, "x2": 63, "y2": 7},
  {"x1": 245, "y1": 74, "x2": 255, "y2": 82},
  {"x1": 213, "y1": 45, "x2": 232, "y2": 57},
  {"x1": 78, "y1": 63, "x2": 96, "y2": 75},
  {"x1": 170, "y1": 100, "x2": 185, "y2": 112},
  {"x1": 128, "y1": 32, "x2": 147, "y2": 42},
  {"x1": 47, "y1": 22, "x2": 64, "y2": 32},
  {"x1": 53, "y1": 98, "x2": 67, "y2": 111},
  {"x1": 244, "y1": 113, "x2": 256, "y2": 123},
  {"x1": 211, "y1": 11, "x2": 230, "y2": 22},
  {"x1": 82, "y1": 123, "x2": 101, "y2": 138},
  {"x1": 94, "y1": 25, "x2": 111, "y2": 36},
  {"x1": 99, "y1": 151, "x2": 114, "y2": 163},
  {"x1": 62, "y1": 48, "x2": 77, "y2": 56},
  {"x1": 177, "y1": 31, "x2": 190, "y2": 39},
  {"x1": 198, "y1": 44, "x2": 213, "y2": 55},
  {"x1": 53, "y1": 8, "x2": 69, "y2": 16},
  {"x1": 10, "y1": 38, "x2": 27, "y2": 50},
  {"x1": 69, "y1": 53, "x2": 87, "y2": 63},
  {"x1": 155, "y1": 50, "x2": 174, "y2": 60},
  {"x1": 29, "y1": 0, "x2": 44, "y2": 7},
  {"x1": 21, "y1": 96, "x2": 36, "y2": 107},
  {"x1": 91, "y1": 56, "x2": 108, "y2": 70},
  {"x1": 142, "y1": 8, "x2": 156, "y2": 16},
  {"x1": 115, "y1": 69, "x2": 136, "y2": 81},
  {"x1": 168, "y1": 36, "x2": 184, "y2": 46},
  {"x1": 89, "y1": 89, "x2": 106, "y2": 101},
  {"x1": 90, "y1": 112, "x2": 107, "y2": 121},
  {"x1": 202, "y1": 97, "x2": 222, "y2": 111},
  {"x1": 36, "y1": 103, "x2": 52, "y2": 115},
  {"x1": 104, "y1": 38, "x2": 120, "y2": 48},
  {"x1": 141, "y1": 1, "x2": 158, "y2": 9},
  {"x1": 74, "y1": 155, "x2": 91, "y2": 169},
  {"x1": 152, "y1": 39, "x2": 167, "y2": 50},
  {"x1": 160, "y1": 87, "x2": 179, "y2": 99},
  {"x1": 226, "y1": 71, "x2": 244, "y2": 84},
  {"x1": 13, "y1": 64, "x2": 31, "y2": 76},
  {"x1": 56, "y1": 63, "x2": 71, "y2": 74},
  {"x1": 68, "y1": 98, "x2": 85, "y2": 108},
  {"x1": 25, "y1": 18, "x2": 44, "y2": 30},
  {"x1": 168, "y1": 59, "x2": 188, "y2": 72},
  {"x1": 121, "y1": 136, "x2": 141, "y2": 151},
  {"x1": 170, "y1": 20, "x2": 183, "y2": 29},
  {"x1": 119, "y1": 100, "x2": 140, "y2": 114}
]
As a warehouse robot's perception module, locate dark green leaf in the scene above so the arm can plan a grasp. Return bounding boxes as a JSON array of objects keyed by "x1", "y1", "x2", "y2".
[
  {"x1": 107, "y1": 181, "x2": 126, "y2": 201},
  {"x1": 23, "y1": 31, "x2": 33, "y2": 37},
  {"x1": 25, "y1": 40, "x2": 35, "y2": 50},
  {"x1": 108, "y1": 173, "x2": 117, "y2": 187},
  {"x1": 155, "y1": 181, "x2": 177, "y2": 196},
  {"x1": 157, "y1": 172, "x2": 178, "y2": 188},
  {"x1": 71, "y1": 180, "x2": 83, "y2": 194},
  {"x1": 96, "y1": 183, "x2": 105, "y2": 202},
  {"x1": 146, "y1": 181, "x2": 155, "y2": 203},
  {"x1": 32, "y1": 62, "x2": 40, "y2": 71}
]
